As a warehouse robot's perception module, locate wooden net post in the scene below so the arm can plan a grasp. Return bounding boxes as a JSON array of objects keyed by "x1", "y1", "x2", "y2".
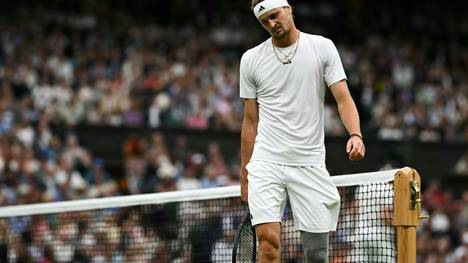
[{"x1": 393, "y1": 167, "x2": 426, "y2": 263}]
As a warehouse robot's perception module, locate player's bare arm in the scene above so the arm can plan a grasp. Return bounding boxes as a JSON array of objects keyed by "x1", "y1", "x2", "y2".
[
  {"x1": 240, "y1": 99, "x2": 259, "y2": 202},
  {"x1": 330, "y1": 80, "x2": 365, "y2": 161}
]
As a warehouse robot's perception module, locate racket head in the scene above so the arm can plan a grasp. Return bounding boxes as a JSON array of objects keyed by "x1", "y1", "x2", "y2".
[{"x1": 232, "y1": 210, "x2": 257, "y2": 263}]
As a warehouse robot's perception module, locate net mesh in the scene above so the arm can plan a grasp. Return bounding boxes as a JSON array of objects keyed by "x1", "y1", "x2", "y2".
[
  {"x1": 0, "y1": 171, "x2": 397, "y2": 263},
  {"x1": 330, "y1": 183, "x2": 395, "y2": 263}
]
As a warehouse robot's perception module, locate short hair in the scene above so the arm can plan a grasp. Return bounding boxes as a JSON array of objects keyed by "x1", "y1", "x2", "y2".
[
  {"x1": 251, "y1": 0, "x2": 265, "y2": 11},
  {"x1": 250, "y1": 0, "x2": 291, "y2": 12}
]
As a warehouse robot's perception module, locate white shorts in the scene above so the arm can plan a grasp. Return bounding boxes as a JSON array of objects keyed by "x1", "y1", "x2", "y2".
[{"x1": 246, "y1": 160, "x2": 341, "y2": 232}]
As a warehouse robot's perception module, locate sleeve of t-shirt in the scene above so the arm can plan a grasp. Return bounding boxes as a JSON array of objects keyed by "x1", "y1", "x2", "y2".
[
  {"x1": 322, "y1": 38, "x2": 347, "y2": 87},
  {"x1": 239, "y1": 51, "x2": 257, "y2": 99}
]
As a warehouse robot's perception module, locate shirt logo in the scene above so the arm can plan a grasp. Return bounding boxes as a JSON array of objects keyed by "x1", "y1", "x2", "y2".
[{"x1": 258, "y1": 5, "x2": 265, "y2": 13}]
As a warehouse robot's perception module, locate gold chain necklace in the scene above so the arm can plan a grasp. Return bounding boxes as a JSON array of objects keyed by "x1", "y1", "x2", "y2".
[{"x1": 272, "y1": 35, "x2": 300, "y2": 65}]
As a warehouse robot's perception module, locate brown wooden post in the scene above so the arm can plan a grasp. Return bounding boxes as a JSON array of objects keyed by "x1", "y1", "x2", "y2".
[{"x1": 393, "y1": 167, "x2": 422, "y2": 263}]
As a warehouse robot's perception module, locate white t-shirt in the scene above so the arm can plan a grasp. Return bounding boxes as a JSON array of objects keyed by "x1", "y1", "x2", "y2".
[{"x1": 240, "y1": 32, "x2": 347, "y2": 166}]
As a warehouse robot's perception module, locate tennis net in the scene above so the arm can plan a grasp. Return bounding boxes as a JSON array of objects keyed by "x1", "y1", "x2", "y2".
[{"x1": 0, "y1": 169, "x2": 399, "y2": 262}]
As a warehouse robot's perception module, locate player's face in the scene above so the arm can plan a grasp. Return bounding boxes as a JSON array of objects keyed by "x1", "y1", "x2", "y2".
[{"x1": 258, "y1": 7, "x2": 292, "y2": 39}]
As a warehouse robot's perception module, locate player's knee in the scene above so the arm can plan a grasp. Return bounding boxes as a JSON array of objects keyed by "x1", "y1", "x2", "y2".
[
  {"x1": 259, "y1": 240, "x2": 279, "y2": 261},
  {"x1": 304, "y1": 247, "x2": 328, "y2": 263},
  {"x1": 257, "y1": 229, "x2": 280, "y2": 260},
  {"x1": 257, "y1": 228, "x2": 280, "y2": 247}
]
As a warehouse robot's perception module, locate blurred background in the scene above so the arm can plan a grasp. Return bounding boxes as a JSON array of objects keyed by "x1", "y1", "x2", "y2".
[{"x1": 0, "y1": 0, "x2": 466, "y2": 262}]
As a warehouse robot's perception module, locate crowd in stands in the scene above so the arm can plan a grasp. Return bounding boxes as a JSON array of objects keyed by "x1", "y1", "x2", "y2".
[
  {"x1": 0, "y1": 0, "x2": 467, "y2": 262},
  {"x1": 1, "y1": 1, "x2": 466, "y2": 142},
  {"x1": 417, "y1": 182, "x2": 468, "y2": 262},
  {"x1": 123, "y1": 132, "x2": 239, "y2": 195}
]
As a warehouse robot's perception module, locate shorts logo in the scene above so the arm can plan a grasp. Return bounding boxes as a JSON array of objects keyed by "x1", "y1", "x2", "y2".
[{"x1": 258, "y1": 5, "x2": 265, "y2": 13}]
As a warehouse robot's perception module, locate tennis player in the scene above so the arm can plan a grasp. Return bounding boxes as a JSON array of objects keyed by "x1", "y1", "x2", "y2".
[{"x1": 240, "y1": 0, "x2": 366, "y2": 262}]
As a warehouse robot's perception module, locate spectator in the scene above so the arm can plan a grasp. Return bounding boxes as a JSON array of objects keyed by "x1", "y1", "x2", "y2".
[
  {"x1": 451, "y1": 229, "x2": 468, "y2": 263},
  {"x1": 454, "y1": 151, "x2": 468, "y2": 176}
]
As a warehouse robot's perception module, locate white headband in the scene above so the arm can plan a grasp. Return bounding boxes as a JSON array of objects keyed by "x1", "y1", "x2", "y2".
[{"x1": 253, "y1": 0, "x2": 290, "y2": 19}]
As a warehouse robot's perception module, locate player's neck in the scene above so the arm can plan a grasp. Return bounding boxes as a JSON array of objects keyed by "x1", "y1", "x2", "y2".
[{"x1": 272, "y1": 27, "x2": 300, "y2": 48}]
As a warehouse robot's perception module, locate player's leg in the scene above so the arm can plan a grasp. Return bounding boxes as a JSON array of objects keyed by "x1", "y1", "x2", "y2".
[
  {"x1": 255, "y1": 222, "x2": 281, "y2": 263},
  {"x1": 301, "y1": 231, "x2": 329, "y2": 263},
  {"x1": 246, "y1": 161, "x2": 288, "y2": 263},
  {"x1": 285, "y1": 165, "x2": 340, "y2": 263}
]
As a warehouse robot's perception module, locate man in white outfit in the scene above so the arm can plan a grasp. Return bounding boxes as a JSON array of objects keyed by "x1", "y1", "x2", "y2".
[{"x1": 239, "y1": 0, "x2": 366, "y2": 262}]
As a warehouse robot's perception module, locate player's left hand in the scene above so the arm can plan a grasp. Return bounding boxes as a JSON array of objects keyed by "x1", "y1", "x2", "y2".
[{"x1": 346, "y1": 135, "x2": 365, "y2": 160}]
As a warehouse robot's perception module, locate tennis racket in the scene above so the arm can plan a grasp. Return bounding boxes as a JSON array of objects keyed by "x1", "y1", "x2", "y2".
[{"x1": 232, "y1": 209, "x2": 257, "y2": 263}]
